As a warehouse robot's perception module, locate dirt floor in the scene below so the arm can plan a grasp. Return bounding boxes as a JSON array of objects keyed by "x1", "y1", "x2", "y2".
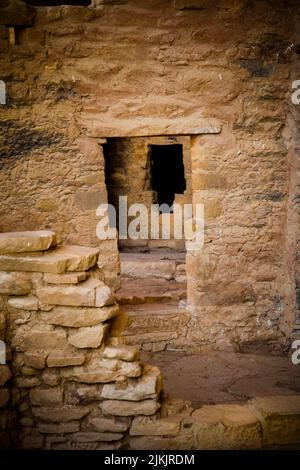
[{"x1": 142, "y1": 350, "x2": 300, "y2": 409}]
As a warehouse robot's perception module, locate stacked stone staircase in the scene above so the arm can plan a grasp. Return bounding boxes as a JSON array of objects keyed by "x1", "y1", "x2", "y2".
[
  {"x1": 0, "y1": 230, "x2": 166, "y2": 450},
  {"x1": 113, "y1": 252, "x2": 190, "y2": 352}
]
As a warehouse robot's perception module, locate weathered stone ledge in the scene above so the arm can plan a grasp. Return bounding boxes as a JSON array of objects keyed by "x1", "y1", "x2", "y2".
[
  {"x1": 128, "y1": 395, "x2": 300, "y2": 450},
  {"x1": 0, "y1": 245, "x2": 99, "y2": 274}
]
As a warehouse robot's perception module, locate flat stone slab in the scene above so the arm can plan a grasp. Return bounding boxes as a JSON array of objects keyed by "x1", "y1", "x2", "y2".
[
  {"x1": 44, "y1": 272, "x2": 87, "y2": 285},
  {"x1": 37, "y1": 278, "x2": 113, "y2": 307},
  {"x1": 0, "y1": 271, "x2": 32, "y2": 295},
  {"x1": 8, "y1": 295, "x2": 39, "y2": 311},
  {"x1": 101, "y1": 365, "x2": 163, "y2": 401},
  {"x1": 68, "y1": 324, "x2": 110, "y2": 349},
  {"x1": 101, "y1": 399, "x2": 160, "y2": 417},
  {"x1": 41, "y1": 305, "x2": 119, "y2": 328},
  {"x1": 60, "y1": 359, "x2": 141, "y2": 384},
  {"x1": 123, "y1": 303, "x2": 190, "y2": 336},
  {"x1": 47, "y1": 349, "x2": 86, "y2": 368},
  {"x1": 121, "y1": 259, "x2": 176, "y2": 280},
  {"x1": 117, "y1": 279, "x2": 186, "y2": 305},
  {"x1": 0, "y1": 245, "x2": 99, "y2": 274},
  {"x1": 32, "y1": 406, "x2": 90, "y2": 423},
  {"x1": 90, "y1": 416, "x2": 130, "y2": 433},
  {"x1": 37, "y1": 277, "x2": 101, "y2": 307},
  {"x1": 0, "y1": 230, "x2": 56, "y2": 254}
]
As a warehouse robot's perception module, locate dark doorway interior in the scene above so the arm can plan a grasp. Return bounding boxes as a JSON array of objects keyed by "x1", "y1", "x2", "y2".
[{"x1": 150, "y1": 144, "x2": 186, "y2": 211}]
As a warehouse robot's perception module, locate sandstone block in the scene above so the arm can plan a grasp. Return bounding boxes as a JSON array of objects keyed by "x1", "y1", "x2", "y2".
[
  {"x1": 47, "y1": 349, "x2": 86, "y2": 367},
  {"x1": 56, "y1": 246, "x2": 100, "y2": 272},
  {"x1": 0, "y1": 230, "x2": 56, "y2": 254},
  {"x1": 22, "y1": 365, "x2": 37, "y2": 376},
  {"x1": 38, "y1": 422, "x2": 80, "y2": 434},
  {"x1": 41, "y1": 305, "x2": 119, "y2": 328},
  {"x1": 123, "y1": 305, "x2": 189, "y2": 338},
  {"x1": 101, "y1": 365, "x2": 163, "y2": 401},
  {"x1": 68, "y1": 324, "x2": 110, "y2": 349},
  {"x1": 14, "y1": 327, "x2": 67, "y2": 351},
  {"x1": 0, "y1": 245, "x2": 99, "y2": 274},
  {"x1": 61, "y1": 367, "x2": 124, "y2": 384},
  {"x1": 32, "y1": 406, "x2": 90, "y2": 423},
  {"x1": 95, "y1": 284, "x2": 115, "y2": 307},
  {"x1": 65, "y1": 384, "x2": 102, "y2": 405},
  {"x1": 0, "y1": 388, "x2": 9, "y2": 408},
  {"x1": 0, "y1": 271, "x2": 32, "y2": 295},
  {"x1": 103, "y1": 345, "x2": 140, "y2": 362},
  {"x1": 90, "y1": 416, "x2": 130, "y2": 433},
  {"x1": 44, "y1": 272, "x2": 87, "y2": 285},
  {"x1": 23, "y1": 351, "x2": 47, "y2": 369},
  {"x1": 8, "y1": 295, "x2": 39, "y2": 311},
  {"x1": 0, "y1": 365, "x2": 11, "y2": 386},
  {"x1": 98, "y1": 358, "x2": 122, "y2": 371},
  {"x1": 37, "y1": 278, "x2": 103, "y2": 307},
  {"x1": 29, "y1": 388, "x2": 63, "y2": 406},
  {"x1": 15, "y1": 376, "x2": 41, "y2": 388},
  {"x1": 101, "y1": 399, "x2": 160, "y2": 417},
  {"x1": 248, "y1": 396, "x2": 300, "y2": 445},
  {"x1": 71, "y1": 432, "x2": 123, "y2": 443},
  {"x1": 42, "y1": 370, "x2": 60, "y2": 386},
  {"x1": 121, "y1": 259, "x2": 176, "y2": 280},
  {"x1": 119, "y1": 361, "x2": 142, "y2": 378},
  {"x1": 94, "y1": 358, "x2": 142, "y2": 375},
  {"x1": 61, "y1": 359, "x2": 141, "y2": 384},
  {"x1": 130, "y1": 415, "x2": 181, "y2": 436}
]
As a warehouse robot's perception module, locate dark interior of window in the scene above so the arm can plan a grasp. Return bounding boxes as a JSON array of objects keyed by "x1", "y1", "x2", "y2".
[{"x1": 150, "y1": 144, "x2": 186, "y2": 211}]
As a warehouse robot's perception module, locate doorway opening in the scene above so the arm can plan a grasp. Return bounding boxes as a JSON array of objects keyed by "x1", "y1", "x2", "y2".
[
  {"x1": 103, "y1": 136, "x2": 191, "y2": 251},
  {"x1": 103, "y1": 136, "x2": 190, "y2": 353},
  {"x1": 149, "y1": 144, "x2": 186, "y2": 212}
]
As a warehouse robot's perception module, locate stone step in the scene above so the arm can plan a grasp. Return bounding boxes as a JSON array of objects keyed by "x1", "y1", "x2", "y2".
[
  {"x1": 37, "y1": 277, "x2": 114, "y2": 308},
  {"x1": 112, "y1": 303, "x2": 190, "y2": 349},
  {"x1": 117, "y1": 278, "x2": 186, "y2": 305},
  {"x1": 0, "y1": 245, "x2": 99, "y2": 274},
  {"x1": 120, "y1": 252, "x2": 186, "y2": 280},
  {"x1": 0, "y1": 230, "x2": 56, "y2": 254}
]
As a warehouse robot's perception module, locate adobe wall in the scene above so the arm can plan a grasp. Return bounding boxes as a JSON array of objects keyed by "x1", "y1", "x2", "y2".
[{"x1": 0, "y1": 0, "x2": 300, "y2": 350}]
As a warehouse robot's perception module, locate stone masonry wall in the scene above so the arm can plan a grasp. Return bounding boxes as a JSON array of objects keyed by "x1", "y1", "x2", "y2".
[
  {"x1": 0, "y1": 0, "x2": 299, "y2": 349},
  {"x1": 0, "y1": 292, "x2": 16, "y2": 448},
  {"x1": 1, "y1": 230, "x2": 300, "y2": 450},
  {"x1": 0, "y1": 230, "x2": 163, "y2": 449}
]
